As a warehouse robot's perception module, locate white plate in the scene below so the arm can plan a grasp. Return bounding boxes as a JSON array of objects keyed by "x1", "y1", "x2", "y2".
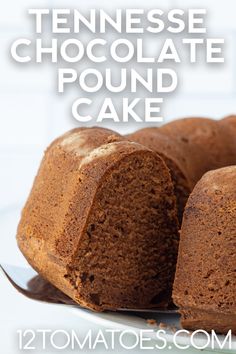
[
  {"x1": 1, "y1": 205, "x2": 236, "y2": 353},
  {"x1": 71, "y1": 306, "x2": 235, "y2": 352}
]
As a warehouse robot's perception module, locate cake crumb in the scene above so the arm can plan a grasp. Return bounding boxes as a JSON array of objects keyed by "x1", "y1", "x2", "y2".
[
  {"x1": 159, "y1": 322, "x2": 167, "y2": 329},
  {"x1": 147, "y1": 319, "x2": 158, "y2": 326},
  {"x1": 170, "y1": 326, "x2": 177, "y2": 333}
]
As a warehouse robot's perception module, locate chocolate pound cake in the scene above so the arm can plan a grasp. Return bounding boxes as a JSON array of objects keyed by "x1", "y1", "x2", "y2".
[
  {"x1": 173, "y1": 166, "x2": 236, "y2": 334},
  {"x1": 17, "y1": 127, "x2": 179, "y2": 311}
]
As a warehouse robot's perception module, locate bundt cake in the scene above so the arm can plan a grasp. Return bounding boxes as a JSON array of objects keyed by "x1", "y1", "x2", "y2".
[
  {"x1": 128, "y1": 116, "x2": 236, "y2": 221},
  {"x1": 17, "y1": 116, "x2": 236, "y2": 318},
  {"x1": 17, "y1": 127, "x2": 179, "y2": 311},
  {"x1": 173, "y1": 166, "x2": 236, "y2": 334}
]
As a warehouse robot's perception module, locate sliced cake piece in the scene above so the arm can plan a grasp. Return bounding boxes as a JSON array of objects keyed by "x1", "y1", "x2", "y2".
[{"x1": 173, "y1": 166, "x2": 236, "y2": 334}]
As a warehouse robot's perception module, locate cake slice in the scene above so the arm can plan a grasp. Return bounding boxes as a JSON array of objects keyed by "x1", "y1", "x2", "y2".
[
  {"x1": 17, "y1": 127, "x2": 179, "y2": 311},
  {"x1": 173, "y1": 166, "x2": 236, "y2": 334}
]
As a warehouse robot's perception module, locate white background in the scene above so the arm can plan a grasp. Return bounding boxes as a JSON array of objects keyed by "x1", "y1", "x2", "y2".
[{"x1": 0, "y1": 0, "x2": 236, "y2": 353}]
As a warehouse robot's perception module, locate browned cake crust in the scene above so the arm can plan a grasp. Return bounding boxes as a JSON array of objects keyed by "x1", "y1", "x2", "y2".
[
  {"x1": 128, "y1": 116, "x2": 236, "y2": 222},
  {"x1": 17, "y1": 127, "x2": 179, "y2": 311},
  {"x1": 173, "y1": 166, "x2": 236, "y2": 334}
]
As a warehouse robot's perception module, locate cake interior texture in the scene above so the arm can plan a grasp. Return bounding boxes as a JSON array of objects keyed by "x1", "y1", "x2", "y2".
[
  {"x1": 173, "y1": 166, "x2": 236, "y2": 334},
  {"x1": 67, "y1": 151, "x2": 178, "y2": 310}
]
